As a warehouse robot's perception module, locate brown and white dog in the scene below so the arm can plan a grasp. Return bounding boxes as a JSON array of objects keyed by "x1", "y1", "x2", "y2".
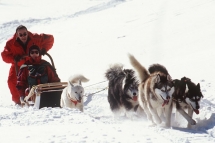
[
  {"x1": 60, "y1": 74, "x2": 89, "y2": 111},
  {"x1": 128, "y1": 54, "x2": 174, "y2": 127}
]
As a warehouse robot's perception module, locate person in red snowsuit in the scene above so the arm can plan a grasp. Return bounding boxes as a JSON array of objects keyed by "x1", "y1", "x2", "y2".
[
  {"x1": 16, "y1": 45, "x2": 60, "y2": 104},
  {"x1": 1, "y1": 25, "x2": 54, "y2": 104}
]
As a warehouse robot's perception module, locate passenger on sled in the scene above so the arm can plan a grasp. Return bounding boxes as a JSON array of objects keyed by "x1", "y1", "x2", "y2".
[{"x1": 16, "y1": 45, "x2": 61, "y2": 105}]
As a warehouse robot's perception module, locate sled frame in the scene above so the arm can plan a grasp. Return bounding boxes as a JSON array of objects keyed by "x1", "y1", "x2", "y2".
[{"x1": 26, "y1": 82, "x2": 67, "y2": 109}]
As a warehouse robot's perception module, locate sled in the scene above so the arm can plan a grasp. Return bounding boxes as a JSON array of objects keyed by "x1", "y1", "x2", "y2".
[
  {"x1": 16, "y1": 53, "x2": 67, "y2": 109},
  {"x1": 25, "y1": 82, "x2": 67, "y2": 109}
]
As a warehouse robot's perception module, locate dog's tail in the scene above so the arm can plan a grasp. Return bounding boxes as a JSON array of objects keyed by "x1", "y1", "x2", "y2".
[
  {"x1": 148, "y1": 64, "x2": 169, "y2": 75},
  {"x1": 69, "y1": 74, "x2": 89, "y2": 83},
  {"x1": 105, "y1": 63, "x2": 124, "y2": 81},
  {"x1": 128, "y1": 54, "x2": 149, "y2": 82}
]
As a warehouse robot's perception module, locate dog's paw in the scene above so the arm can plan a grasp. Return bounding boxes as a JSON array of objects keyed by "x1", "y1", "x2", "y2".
[
  {"x1": 155, "y1": 118, "x2": 162, "y2": 125},
  {"x1": 190, "y1": 119, "x2": 196, "y2": 125},
  {"x1": 148, "y1": 123, "x2": 157, "y2": 127}
]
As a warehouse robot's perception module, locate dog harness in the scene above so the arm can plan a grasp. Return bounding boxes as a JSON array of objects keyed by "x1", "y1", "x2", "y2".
[{"x1": 67, "y1": 93, "x2": 78, "y2": 106}]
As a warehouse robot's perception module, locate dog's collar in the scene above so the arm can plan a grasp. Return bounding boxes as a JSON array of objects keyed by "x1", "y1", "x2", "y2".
[{"x1": 67, "y1": 93, "x2": 78, "y2": 106}]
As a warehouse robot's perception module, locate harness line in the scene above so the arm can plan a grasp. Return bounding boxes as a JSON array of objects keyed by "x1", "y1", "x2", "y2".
[
  {"x1": 84, "y1": 80, "x2": 108, "y2": 88},
  {"x1": 85, "y1": 87, "x2": 108, "y2": 97}
]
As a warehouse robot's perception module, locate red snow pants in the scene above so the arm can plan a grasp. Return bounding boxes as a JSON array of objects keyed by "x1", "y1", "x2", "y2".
[{"x1": 8, "y1": 64, "x2": 20, "y2": 104}]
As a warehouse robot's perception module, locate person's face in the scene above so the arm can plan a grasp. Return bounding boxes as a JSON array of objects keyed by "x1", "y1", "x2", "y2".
[
  {"x1": 16, "y1": 28, "x2": 28, "y2": 43},
  {"x1": 30, "y1": 50, "x2": 39, "y2": 60}
]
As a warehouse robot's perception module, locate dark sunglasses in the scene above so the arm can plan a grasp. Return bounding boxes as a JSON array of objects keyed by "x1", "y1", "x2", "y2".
[
  {"x1": 19, "y1": 33, "x2": 27, "y2": 37},
  {"x1": 30, "y1": 51, "x2": 39, "y2": 54}
]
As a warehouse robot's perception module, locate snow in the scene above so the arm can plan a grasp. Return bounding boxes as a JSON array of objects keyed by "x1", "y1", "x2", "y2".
[{"x1": 1, "y1": 0, "x2": 215, "y2": 142}]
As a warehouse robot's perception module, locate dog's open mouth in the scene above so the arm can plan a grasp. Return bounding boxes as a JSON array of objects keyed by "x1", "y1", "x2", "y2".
[
  {"x1": 160, "y1": 95, "x2": 170, "y2": 107},
  {"x1": 162, "y1": 99, "x2": 169, "y2": 107},
  {"x1": 194, "y1": 109, "x2": 199, "y2": 114},
  {"x1": 133, "y1": 96, "x2": 137, "y2": 101},
  {"x1": 190, "y1": 104, "x2": 199, "y2": 114}
]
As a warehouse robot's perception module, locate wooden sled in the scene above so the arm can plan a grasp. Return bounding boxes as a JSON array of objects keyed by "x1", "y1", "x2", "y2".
[{"x1": 24, "y1": 82, "x2": 68, "y2": 109}]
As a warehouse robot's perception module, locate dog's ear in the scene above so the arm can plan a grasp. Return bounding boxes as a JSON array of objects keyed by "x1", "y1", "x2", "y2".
[
  {"x1": 155, "y1": 74, "x2": 161, "y2": 83},
  {"x1": 197, "y1": 83, "x2": 204, "y2": 98},
  {"x1": 78, "y1": 79, "x2": 82, "y2": 85},
  {"x1": 185, "y1": 84, "x2": 189, "y2": 93},
  {"x1": 167, "y1": 74, "x2": 172, "y2": 81},
  {"x1": 69, "y1": 81, "x2": 74, "y2": 87},
  {"x1": 197, "y1": 83, "x2": 201, "y2": 91},
  {"x1": 197, "y1": 83, "x2": 200, "y2": 88},
  {"x1": 122, "y1": 78, "x2": 125, "y2": 90}
]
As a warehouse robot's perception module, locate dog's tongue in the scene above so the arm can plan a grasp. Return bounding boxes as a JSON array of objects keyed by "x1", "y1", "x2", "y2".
[
  {"x1": 194, "y1": 109, "x2": 199, "y2": 114},
  {"x1": 162, "y1": 100, "x2": 169, "y2": 107},
  {"x1": 133, "y1": 96, "x2": 137, "y2": 101}
]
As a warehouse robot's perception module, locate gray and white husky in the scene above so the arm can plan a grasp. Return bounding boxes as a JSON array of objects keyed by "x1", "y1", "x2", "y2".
[
  {"x1": 60, "y1": 74, "x2": 89, "y2": 111},
  {"x1": 105, "y1": 64, "x2": 140, "y2": 118},
  {"x1": 128, "y1": 54, "x2": 174, "y2": 127}
]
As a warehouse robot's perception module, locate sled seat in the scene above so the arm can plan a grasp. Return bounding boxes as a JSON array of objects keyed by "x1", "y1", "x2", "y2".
[{"x1": 26, "y1": 82, "x2": 67, "y2": 109}]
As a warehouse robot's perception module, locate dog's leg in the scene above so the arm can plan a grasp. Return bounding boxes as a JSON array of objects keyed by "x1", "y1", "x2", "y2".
[
  {"x1": 139, "y1": 102, "x2": 156, "y2": 126},
  {"x1": 187, "y1": 107, "x2": 196, "y2": 128},
  {"x1": 147, "y1": 95, "x2": 162, "y2": 125},
  {"x1": 145, "y1": 106, "x2": 157, "y2": 126},
  {"x1": 136, "y1": 105, "x2": 146, "y2": 118},
  {"x1": 157, "y1": 108, "x2": 163, "y2": 118},
  {"x1": 60, "y1": 88, "x2": 66, "y2": 107},
  {"x1": 148, "y1": 106, "x2": 162, "y2": 125},
  {"x1": 164, "y1": 101, "x2": 173, "y2": 128},
  {"x1": 125, "y1": 110, "x2": 134, "y2": 120},
  {"x1": 80, "y1": 101, "x2": 84, "y2": 112},
  {"x1": 60, "y1": 93, "x2": 64, "y2": 107},
  {"x1": 176, "y1": 103, "x2": 196, "y2": 127}
]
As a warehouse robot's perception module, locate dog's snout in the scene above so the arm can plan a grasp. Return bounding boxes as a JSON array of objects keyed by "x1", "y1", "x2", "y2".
[
  {"x1": 167, "y1": 96, "x2": 170, "y2": 100},
  {"x1": 79, "y1": 96, "x2": 82, "y2": 101},
  {"x1": 133, "y1": 92, "x2": 136, "y2": 96},
  {"x1": 196, "y1": 104, "x2": 200, "y2": 109}
]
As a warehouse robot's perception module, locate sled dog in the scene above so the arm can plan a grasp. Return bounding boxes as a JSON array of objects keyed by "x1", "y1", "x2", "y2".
[
  {"x1": 105, "y1": 64, "x2": 140, "y2": 118},
  {"x1": 173, "y1": 77, "x2": 203, "y2": 128},
  {"x1": 60, "y1": 74, "x2": 89, "y2": 111},
  {"x1": 128, "y1": 54, "x2": 174, "y2": 127}
]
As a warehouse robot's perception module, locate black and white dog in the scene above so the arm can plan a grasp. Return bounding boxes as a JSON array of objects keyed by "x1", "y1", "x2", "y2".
[
  {"x1": 173, "y1": 77, "x2": 203, "y2": 128},
  {"x1": 105, "y1": 64, "x2": 140, "y2": 118}
]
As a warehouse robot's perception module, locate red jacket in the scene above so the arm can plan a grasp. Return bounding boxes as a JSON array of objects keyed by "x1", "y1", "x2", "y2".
[
  {"x1": 16, "y1": 58, "x2": 60, "y2": 96},
  {"x1": 1, "y1": 31, "x2": 54, "y2": 67}
]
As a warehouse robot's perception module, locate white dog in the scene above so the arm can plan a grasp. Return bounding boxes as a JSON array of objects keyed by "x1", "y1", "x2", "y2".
[{"x1": 60, "y1": 74, "x2": 89, "y2": 111}]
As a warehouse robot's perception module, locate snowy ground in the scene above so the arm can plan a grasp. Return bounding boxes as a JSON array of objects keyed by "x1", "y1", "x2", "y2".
[{"x1": 1, "y1": 0, "x2": 215, "y2": 142}]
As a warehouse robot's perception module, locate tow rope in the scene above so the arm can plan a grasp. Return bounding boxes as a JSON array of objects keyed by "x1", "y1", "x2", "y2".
[
  {"x1": 84, "y1": 80, "x2": 108, "y2": 88},
  {"x1": 85, "y1": 87, "x2": 108, "y2": 97}
]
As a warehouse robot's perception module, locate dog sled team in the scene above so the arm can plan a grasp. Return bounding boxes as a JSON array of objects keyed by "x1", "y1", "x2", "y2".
[{"x1": 1, "y1": 25, "x2": 203, "y2": 129}]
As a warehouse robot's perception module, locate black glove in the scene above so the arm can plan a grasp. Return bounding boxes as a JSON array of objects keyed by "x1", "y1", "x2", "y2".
[
  {"x1": 40, "y1": 48, "x2": 47, "y2": 56},
  {"x1": 14, "y1": 55, "x2": 22, "y2": 62},
  {"x1": 28, "y1": 65, "x2": 36, "y2": 76}
]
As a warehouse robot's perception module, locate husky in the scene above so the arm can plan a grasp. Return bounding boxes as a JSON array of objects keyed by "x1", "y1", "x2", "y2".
[
  {"x1": 128, "y1": 54, "x2": 174, "y2": 127},
  {"x1": 105, "y1": 64, "x2": 140, "y2": 118},
  {"x1": 60, "y1": 74, "x2": 89, "y2": 111},
  {"x1": 173, "y1": 77, "x2": 203, "y2": 128}
]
